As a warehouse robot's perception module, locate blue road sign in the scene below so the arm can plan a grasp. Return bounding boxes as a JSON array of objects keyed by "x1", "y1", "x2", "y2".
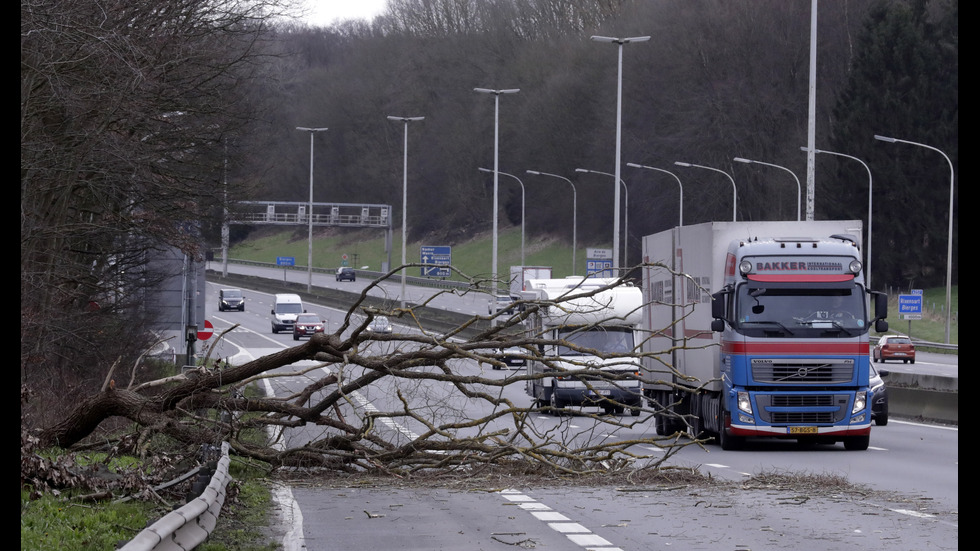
[
  {"x1": 898, "y1": 293, "x2": 923, "y2": 314},
  {"x1": 276, "y1": 256, "x2": 295, "y2": 266},
  {"x1": 587, "y1": 259, "x2": 613, "y2": 277},
  {"x1": 420, "y1": 245, "x2": 451, "y2": 277}
]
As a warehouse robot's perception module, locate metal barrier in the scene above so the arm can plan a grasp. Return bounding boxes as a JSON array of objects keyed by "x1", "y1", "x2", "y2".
[{"x1": 120, "y1": 442, "x2": 231, "y2": 551}]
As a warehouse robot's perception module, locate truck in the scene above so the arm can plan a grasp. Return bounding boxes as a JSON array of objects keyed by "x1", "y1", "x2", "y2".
[
  {"x1": 640, "y1": 221, "x2": 888, "y2": 450},
  {"x1": 522, "y1": 277, "x2": 644, "y2": 416}
]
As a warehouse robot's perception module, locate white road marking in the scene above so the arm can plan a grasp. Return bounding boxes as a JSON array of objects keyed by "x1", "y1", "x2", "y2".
[{"x1": 499, "y1": 489, "x2": 624, "y2": 550}]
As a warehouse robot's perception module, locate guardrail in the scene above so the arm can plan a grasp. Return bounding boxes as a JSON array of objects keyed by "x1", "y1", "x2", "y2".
[
  {"x1": 216, "y1": 258, "x2": 477, "y2": 292},
  {"x1": 120, "y1": 442, "x2": 231, "y2": 551}
]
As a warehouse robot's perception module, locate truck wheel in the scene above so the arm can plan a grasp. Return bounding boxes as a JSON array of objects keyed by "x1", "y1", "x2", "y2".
[
  {"x1": 875, "y1": 412, "x2": 888, "y2": 426},
  {"x1": 718, "y1": 413, "x2": 744, "y2": 450},
  {"x1": 630, "y1": 407, "x2": 641, "y2": 417},
  {"x1": 844, "y1": 435, "x2": 870, "y2": 450},
  {"x1": 549, "y1": 390, "x2": 564, "y2": 415}
]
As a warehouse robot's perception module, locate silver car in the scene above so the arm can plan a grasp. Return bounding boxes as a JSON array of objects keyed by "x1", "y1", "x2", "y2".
[{"x1": 367, "y1": 316, "x2": 393, "y2": 334}]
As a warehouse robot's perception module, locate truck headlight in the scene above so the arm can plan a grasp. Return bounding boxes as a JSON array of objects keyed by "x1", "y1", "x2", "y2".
[
  {"x1": 852, "y1": 391, "x2": 867, "y2": 414},
  {"x1": 737, "y1": 391, "x2": 752, "y2": 415}
]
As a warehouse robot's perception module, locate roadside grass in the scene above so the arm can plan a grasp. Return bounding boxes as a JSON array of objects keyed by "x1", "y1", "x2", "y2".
[{"x1": 21, "y1": 381, "x2": 279, "y2": 551}]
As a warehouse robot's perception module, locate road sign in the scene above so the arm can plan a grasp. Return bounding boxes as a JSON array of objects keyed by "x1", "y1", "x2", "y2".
[
  {"x1": 198, "y1": 320, "x2": 214, "y2": 340},
  {"x1": 276, "y1": 256, "x2": 295, "y2": 266},
  {"x1": 420, "y1": 245, "x2": 451, "y2": 277},
  {"x1": 898, "y1": 293, "x2": 923, "y2": 315}
]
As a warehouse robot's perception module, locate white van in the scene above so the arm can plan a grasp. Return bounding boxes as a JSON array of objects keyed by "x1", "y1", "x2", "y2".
[{"x1": 270, "y1": 293, "x2": 305, "y2": 334}]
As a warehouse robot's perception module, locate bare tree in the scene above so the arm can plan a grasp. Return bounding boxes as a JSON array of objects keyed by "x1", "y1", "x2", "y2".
[{"x1": 21, "y1": 0, "x2": 289, "y2": 420}]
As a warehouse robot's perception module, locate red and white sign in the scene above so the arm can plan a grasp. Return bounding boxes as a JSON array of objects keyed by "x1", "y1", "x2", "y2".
[{"x1": 198, "y1": 320, "x2": 214, "y2": 340}]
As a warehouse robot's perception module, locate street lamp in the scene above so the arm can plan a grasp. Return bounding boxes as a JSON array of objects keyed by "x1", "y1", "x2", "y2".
[
  {"x1": 474, "y1": 87, "x2": 520, "y2": 291},
  {"x1": 479, "y1": 168, "x2": 525, "y2": 268},
  {"x1": 576, "y1": 168, "x2": 629, "y2": 269},
  {"x1": 296, "y1": 126, "x2": 328, "y2": 292},
  {"x1": 674, "y1": 161, "x2": 737, "y2": 222},
  {"x1": 875, "y1": 134, "x2": 955, "y2": 344},
  {"x1": 526, "y1": 170, "x2": 577, "y2": 274},
  {"x1": 626, "y1": 163, "x2": 684, "y2": 227},
  {"x1": 590, "y1": 34, "x2": 650, "y2": 275},
  {"x1": 733, "y1": 157, "x2": 801, "y2": 221},
  {"x1": 387, "y1": 116, "x2": 424, "y2": 309},
  {"x1": 800, "y1": 146, "x2": 873, "y2": 288}
]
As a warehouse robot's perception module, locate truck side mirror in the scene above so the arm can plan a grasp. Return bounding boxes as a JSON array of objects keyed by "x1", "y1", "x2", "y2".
[
  {"x1": 874, "y1": 292, "x2": 888, "y2": 318},
  {"x1": 875, "y1": 319, "x2": 889, "y2": 332},
  {"x1": 711, "y1": 318, "x2": 725, "y2": 332},
  {"x1": 711, "y1": 289, "x2": 728, "y2": 320},
  {"x1": 271, "y1": 309, "x2": 275, "y2": 315}
]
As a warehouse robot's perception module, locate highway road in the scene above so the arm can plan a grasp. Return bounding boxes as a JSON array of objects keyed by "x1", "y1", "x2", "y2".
[{"x1": 199, "y1": 274, "x2": 957, "y2": 550}]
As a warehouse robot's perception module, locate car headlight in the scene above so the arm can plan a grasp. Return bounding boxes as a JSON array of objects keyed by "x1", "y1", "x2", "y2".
[{"x1": 852, "y1": 391, "x2": 867, "y2": 414}]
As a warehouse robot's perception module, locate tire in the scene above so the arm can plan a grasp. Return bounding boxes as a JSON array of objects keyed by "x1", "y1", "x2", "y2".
[
  {"x1": 910, "y1": 359, "x2": 915, "y2": 364},
  {"x1": 843, "y1": 435, "x2": 870, "y2": 450},
  {"x1": 717, "y1": 412, "x2": 744, "y2": 450},
  {"x1": 875, "y1": 413, "x2": 888, "y2": 426},
  {"x1": 654, "y1": 414, "x2": 666, "y2": 435},
  {"x1": 549, "y1": 388, "x2": 564, "y2": 415},
  {"x1": 293, "y1": 334, "x2": 299, "y2": 341}
]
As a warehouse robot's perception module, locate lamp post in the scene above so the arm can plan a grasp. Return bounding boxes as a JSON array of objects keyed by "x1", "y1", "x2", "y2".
[
  {"x1": 479, "y1": 168, "x2": 525, "y2": 267},
  {"x1": 590, "y1": 35, "x2": 650, "y2": 275},
  {"x1": 733, "y1": 157, "x2": 801, "y2": 221},
  {"x1": 474, "y1": 87, "x2": 520, "y2": 291},
  {"x1": 875, "y1": 134, "x2": 955, "y2": 344},
  {"x1": 576, "y1": 168, "x2": 629, "y2": 269},
  {"x1": 387, "y1": 116, "x2": 424, "y2": 309},
  {"x1": 626, "y1": 163, "x2": 684, "y2": 227},
  {"x1": 801, "y1": 146, "x2": 873, "y2": 288},
  {"x1": 674, "y1": 161, "x2": 737, "y2": 221},
  {"x1": 296, "y1": 126, "x2": 328, "y2": 292},
  {"x1": 526, "y1": 170, "x2": 577, "y2": 274}
]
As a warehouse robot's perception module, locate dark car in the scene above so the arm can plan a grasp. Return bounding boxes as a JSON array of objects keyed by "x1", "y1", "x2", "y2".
[
  {"x1": 495, "y1": 345, "x2": 527, "y2": 369},
  {"x1": 217, "y1": 288, "x2": 245, "y2": 311},
  {"x1": 873, "y1": 335, "x2": 916, "y2": 364},
  {"x1": 869, "y1": 364, "x2": 890, "y2": 426},
  {"x1": 336, "y1": 267, "x2": 356, "y2": 282},
  {"x1": 293, "y1": 313, "x2": 325, "y2": 340}
]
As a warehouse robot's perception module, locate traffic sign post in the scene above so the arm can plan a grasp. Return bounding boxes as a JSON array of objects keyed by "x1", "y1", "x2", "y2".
[
  {"x1": 898, "y1": 290, "x2": 923, "y2": 338},
  {"x1": 420, "y1": 245, "x2": 451, "y2": 278},
  {"x1": 197, "y1": 320, "x2": 214, "y2": 341},
  {"x1": 276, "y1": 256, "x2": 295, "y2": 282}
]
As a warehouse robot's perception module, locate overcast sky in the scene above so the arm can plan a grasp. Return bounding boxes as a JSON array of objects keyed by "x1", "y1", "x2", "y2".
[{"x1": 302, "y1": 0, "x2": 388, "y2": 27}]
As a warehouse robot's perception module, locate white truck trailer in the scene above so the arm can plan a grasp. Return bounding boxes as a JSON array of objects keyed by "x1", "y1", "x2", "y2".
[
  {"x1": 522, "y1": 277, "x2": 644, "y2": 415},
  {"x1": 641, "y1": 221, "x2": 889, "y2": 450}
]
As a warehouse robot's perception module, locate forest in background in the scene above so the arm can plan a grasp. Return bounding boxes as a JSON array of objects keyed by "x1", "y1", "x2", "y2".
[{"x1": 239, "y1": 0, "x2": 957, "y2": 292}]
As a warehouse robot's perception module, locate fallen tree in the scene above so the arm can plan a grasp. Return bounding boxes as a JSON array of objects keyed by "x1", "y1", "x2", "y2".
[{"x1": 27, "y1": 271, "x2": 703, "y2": 493}]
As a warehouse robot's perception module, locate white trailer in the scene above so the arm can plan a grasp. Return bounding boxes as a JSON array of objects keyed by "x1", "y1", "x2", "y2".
[
  {"x1": 522, "y1": 277, "x2": 644, "y2": 415},
  {"x1": 641, "y1": 221, "x2": 889, "y2": 450}
]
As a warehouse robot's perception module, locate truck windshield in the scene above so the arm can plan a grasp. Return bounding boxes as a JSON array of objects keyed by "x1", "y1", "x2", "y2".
[
  {"x1": 557, "y1": 327, "x2": 635, "y2": 355},
  {"x1": 276, "y1": 303, "x2": 303, "y2": 314},
  {"x1": 735, "y1": 285, "x2": 866, "y2": 337}
]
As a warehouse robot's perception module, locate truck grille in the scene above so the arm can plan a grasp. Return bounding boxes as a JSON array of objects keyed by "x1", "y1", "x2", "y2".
[
  {"x1": 755, "y1": 393, "x2": 850, "y2": 424},
  {"x1": 752, "y1": 358, "x2": 854, "y2": 384}
]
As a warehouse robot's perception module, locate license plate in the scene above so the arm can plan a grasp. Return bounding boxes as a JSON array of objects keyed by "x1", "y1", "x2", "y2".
[
  {"x1": 893, "y1": 352, "x2": 906, "y2": 356},
  {"x1": 789, "y1": 426, "x2": 818, "y2": 434}
]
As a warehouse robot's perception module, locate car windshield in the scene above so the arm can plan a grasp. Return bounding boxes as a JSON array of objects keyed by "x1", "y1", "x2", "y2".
[
  {"x1": 372, "y1": 316, "x2": 389, "y2": 325},
  {"x1": 887, "y1": 337, "x2": 910, "y2": 344},
  {"x1": 277, "y1": 303, "x2": 303, "y2": 314},
  {"x1": 296, "y1": 314, "x2": 319, "y2": 323},
  {"x1": 222, "y1": 290, "x2": 241, "y2": 298}
]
